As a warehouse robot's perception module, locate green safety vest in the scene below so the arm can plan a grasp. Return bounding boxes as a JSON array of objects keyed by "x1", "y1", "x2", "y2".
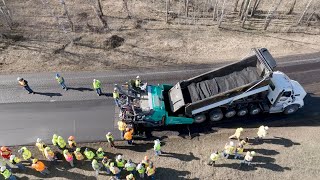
[
  {"x1": 135, "y1": 79, "x2": 141, "y2": 87},
  {"x1": 113, "y1": 91, "x2": 119, "y2": 99},
  {"x1": 116, "y1": 159, "x2": 125, "y2": 168},
  {"x1": 154, "y1": 144, "x2": 161, "y2": 151},
  {"x1": 96, "y1": 151, "x2": 104, "y2": 159},
  {"x1": 210, "y1": 153, "x2": 219, "y2": 161},
  {"x1": 92, "y1": 162, "x2": 101, "y2": 170},
  {"x1": 10, "y1": 157, "x2": 21, "y2": 164},
  {"x1": 52, "y1": 137, "x2": 58, "y2": 146},
  {"x1": 106, "y1": 134, "x2": 114, "y2": 141},
  {"x1": 103, "y1": 161, "x2": 110, "y2": 168},
  {"x1": 125, "y1": 163, "x2": 136, "y2": 171},
  {"x1": 137, "y1": 167, "x2": 145, "y2": 174},
  {"x1": 84, "y1": 151, "x2": 95, "y2": 160},
  {"x1": 58, "y1": 137, "x2": 66, "y2": 148},
  {"x1": 22, "y1": 148, "x2": 32, "y2": 160},
  {"x1": 1, "y1": 169, "x2": 12, "y2": 179},
  {"x1": 93, "y1": 80, "x2": 101, "y2": 89},
  {"x1": 56, "y1": 77, "x2": 64, "y2": 83}
]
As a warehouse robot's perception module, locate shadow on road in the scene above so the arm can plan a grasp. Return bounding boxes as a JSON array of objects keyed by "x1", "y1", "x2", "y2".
[
  {"x1": 262, "y1": 136, "x2": 301, "y2": 147},
  {"x1": 160, "y1": 152, "x2": 200, "y2": 162},
  {"x1": 156, "y1": 167, "x2": 198, "y2": 180},
  {"x1": 34, "y1": 92, "x2": 62, "y2": 97},
  {"x1": 215, "y1": 162, "x2": 291, "y2": 172},
  {"x1": 245, "y1": 148, "x2": 280, "y2": 156},
  {"x1": 68, "y1": 87, "x2": 93, "y2": 92},
  {"x1": 116, "y1": 142, "x2": 155, "y2": 152}
]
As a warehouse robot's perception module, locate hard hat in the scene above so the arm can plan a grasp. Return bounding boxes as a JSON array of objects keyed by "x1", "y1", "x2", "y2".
[
  {"x1": 137, "y1": 163, "x2": 142, "y2": 169},
  {"x1": 68, "y1": 136, "x2": 74, "y2": 140},
  {"x1": 144, "y1": 156, "x2": 148, "y2": 161},
  {"x1": 114, "y1": 88, "x2": 117, "y2": 91},
  {"x1": 110, "y1": 162, "x2": 114, "y2": 167},
  {"x1": 239, "y1": 127, "x2": 244, "y2": 131},
  {"x1": 85, "y1": 148, "x2": 89, "y2": 151},
  {"x1": 251, "y1": 151, "x2": 256, "y2": 156},
  {"x1": 117, "y1": 155, "x2": 122, "y2": 160},
  {"x1": 36, "y1": 138, "x2": 42, "y2": 143},
  {"x1": 264, "y1": 126, "x2": 269, "y2": 130},
  {"x1": 136, "y1": 76, "x2": 140, "y2": 79},
  {"x1": 0, "y1": 166, "x2": 6, "y2": 172},
  {"x1": 75, "y1": 148, "x2": 81, "y2": 152},
  {"x1": 107, "y1": 132, "x2": 112, "y2": 136},
  {"x1": 128, "y1": 159, "x2": 132, "y2": 163},
  {"x1": 53, "y1": 134, "x2": 58, "y2": 139},
  {"x1": 17, "y1": 77, "x2": 22, "y2": 81},
  {"x1": 128, "y1": 174, "x2": 134, "y2": 178},
  {"x1": 98, "y1": 147, "x2": 103, "y2": 152},
  {"x1": 32, "y1": 159, "x2": 38, "y2": 164},
  {"x1": 154, "y1": 140, "x2": 160, "y2": 145},
  {"x1": 0, "y1": 146, "x2": 7, "y2": 151},
  {"x1": 229, "y1": 141, "x2": 234, "y2": 146},
  {"x1": 63, "y1": 149, "x2": 68, "y2": 154},
  {"x1": 93, "y1": 79, "x2": 96, "y2": 82},
  {"x1": 45, "y1": 147, "x2": 50, "y2": 151},
  {"x1": 56, "y1": 73, "x2": 60, "y2": 77},
  {"x1": 92, "y1": 159, "x2": 97, "y2": 163},
  {"x1": 18, "y1": 148, "x2": 24, "y2": 154},
  {"x1": 9, "y1": 155, "x2": 15, "y2": 161}
]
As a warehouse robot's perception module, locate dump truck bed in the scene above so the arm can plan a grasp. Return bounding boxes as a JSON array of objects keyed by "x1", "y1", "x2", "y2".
[{"x1": 169, "y1": 48, "x2": 276, "y2": 115}]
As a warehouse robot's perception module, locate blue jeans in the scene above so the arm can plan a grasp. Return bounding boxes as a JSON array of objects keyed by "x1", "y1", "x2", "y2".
[
  {"x1": 148, "y1": 175, "x2": 155, "y2": 180},
  {"x1": 24, "y1": 85, "x2": 33, "y2": 93},
  {"x1": 127, "y1": 140, "x2": 133, "y2": 145},
  {"x1": 155, "y1": 150, "x2": 161, "y2": 156},
  {"x1": 9, "y1": 175, "x2": 17, "y2": 180},
  {"x1": 234, "y1": 153, "x2": 242, "y2": 159},
  {"x1": 104, "y1": 166, "x2": 110, "y2": 174},
  {"x1": 40, "y1": 168, "x2": 50, "y2": 175},
  {"x1": 60, "y1": 82, "x2": 67, "y2": 89},
  {"x1": 114, "y1": 99, "x2": 120, "y2": 107},
  {"x1": 223, "y1": 151, "x2": 230, "y2": 159},
  {"x1": 95, "y1": 88, "x2": 102, "y2": 95},
  {"x1": 16, "y1": 163, "x2": 26, "y2": 170}
]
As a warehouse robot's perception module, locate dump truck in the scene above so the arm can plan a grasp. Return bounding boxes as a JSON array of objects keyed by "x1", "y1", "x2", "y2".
[{"x1": 116, "y1": 48, "x2": 306, "y2": 128}]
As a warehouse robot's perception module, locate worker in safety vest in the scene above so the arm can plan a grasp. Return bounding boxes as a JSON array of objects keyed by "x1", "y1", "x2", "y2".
[
  {"x1": 0, "y1": 166, "x2": 16, "y2": 180},
  {"x1": 17, "y1": 77, "x2": 34, "y2": 94},
  {"x1": 118, "y1": 119, "x2": 127, "y2": 140},
  {"x1": 256, "y1": 125, "x2": 269, "y2": 141},
  {"x1": 9, "y1": 155, "x2": 26, "y2": 171},
  {"x1": 92, "y1": 159, "x2": 102, "y2": 177},
  {"x1": 102, "y1": 157, "x2": 111, "y2": 174},
  {"x1": 240, "y1": 151, "x2": 255, "y2": 167},
  {"x1": 44, "y1": 147, "x2": 57, "y2": 165},
  {"x1": 93, "y1": 79, "x2": 102, "y2": 96},
  {"x1": 146, "y1": 162, "x2": 156, "y2": 180},
  {"x1": 52, "y1": 134, "x2": 59, "y2": 148},
  {"x1": 115, "y1": 155, "x2": 126, "y2": 170},
  {"x1": 35, "y1": 138, "x2": 47, "y2": 157},
  {"x1": 68, "y1": 136, "x2": 77, "y2": 150},
  {"x1": 0, "y1": 146, "x2": 12, "y2": 160},
  {"x1": 84, "y1": 148, "x2": 95, "y2": 160},
  {"x1": 74, "y1": 148, "x2": 85, "y2": 166},
  {"x1": 234, "y1": 144, "x2": 244, "y2": 159},
  {"x1": 153, "y1": 139, "x2": 161, "y2": 156},
  {"x1": 63, "y1": 149, "x2": 74, "y2": 167},
  {"x1": 136, "y1": 162, "x2": 146, "y2": 178},
  {"x1": 240, "y1": 137, "x2": 250, "y2": 146},
  {"x1": 96, "y1": 147, "x2": 105, "y2": 159},
  {"x1": 55, "y1": 73, "x2": 68, "y2": 90},
  {"x1": 18, "y1": 147, "x2": 33, "y2": 164},
  {"x1": 141, "y1": 156, "x2": 151, "y2": 168},
  {"x1": 207, "y1": 151, "x2": 220, "y2": 166},
  {"x1": 106, "y1": 132, "x2": 115, "y2": 148},
  {"x1": 124, "y1": 159, "x2": 136, "y2": 174},
  {"x1": 124, "y1": 128, "x2": 134, "y2": 145},
  {"x1": 57, "y1": 136, "x2": 66, "y2": 150},
  {"x1": 31, "y1": 159, "x2": 50, "y2": 175},
  {"x1": 109, "y1": 162, "x2": 121, "y2": 179},
  {"x1": 229, "y1": 127, "x2": 244, "y2": 141},
  {"x1": 113, "y1": 88, "x2": 120, "y2": 107},
  {"x1": 223, "y1": 141, "x2": 235, "y2": 159},
  {"x1": 135, "y1": 76, "x2": 141, "y2": 88},
  {"x1": 126, "y1": 173, "x2": 135, "y2": 180}
]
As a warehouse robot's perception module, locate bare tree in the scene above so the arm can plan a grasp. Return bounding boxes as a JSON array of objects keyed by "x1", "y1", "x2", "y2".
[
  {"x1": 240, "y1": 0, "x2": 249, "y2": 20},
  {"x1": 59, "y1": 0, "x2": 74, "y2": 31},
  {"x1": 297, "y1": 0, "x2": 314, "y2": 25},
  {"x1": 122, "y1": 0, "x2": 131, "y2": 18},
  {"x1": 213, "y1": 0, "x2": 219, "y2": 21},
  {"x1": 287, "y1": 0, "x2": 296, "y2": 15},
  {"x1": 306, "y1": 9, "x2": 316, "y2": 26},
  {"x1": 263, "y1": 0, "x2": 283, "y2": 30},
  {"x1": 97, "y1": 0, "x2": 104, "y2": 16},
  {"x1": 234, "y1": 0, "x2": 240, "y2": 12},
  {"x1": 185, "y1": 0, "x2": 189, "y2": 17},
  {"x1": 218, "y1": 0, "x2": 226, "y2": 28},
  {"x1": 241, "y1": 0, "x2": 252, "y2": 27},
  {"x1": 91, "y1": 0, "x2": 108, "y2": 29},
  {"x1": 166, "y1": 0, "x2": 169, "y2": 23},
  {"x1": 238, "y1": 0, "x2": 245, "y2": 16},
  {"x1": 250, "y1": 0, "x2": 262, "y2": 16},
  {"x1": 0, "y1": 0, "x2": 12, "y2": 29}
]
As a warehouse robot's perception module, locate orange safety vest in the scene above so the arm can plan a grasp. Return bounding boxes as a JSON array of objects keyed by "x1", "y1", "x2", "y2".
[
  {"x1": 74, "y1": 152, "x2": 84, "y2": 160},
  {"x1": 32, "y1": 161, "x2": 46, "y2": 172},
  {"x1": 124, "y1": 130, "x2": 133, "y2": 140}
]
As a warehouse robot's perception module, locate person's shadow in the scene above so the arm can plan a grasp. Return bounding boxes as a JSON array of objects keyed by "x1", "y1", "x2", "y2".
[
  {"x1": 34, "y1": 92, "x2": 62, "y2": 97},
  {"x1": 261, "y1": 136, "x2": 301, "y2": 147},
  {"x1": 160, "y1": 152, "x2": 200, "y2": 162},
  {"x1": 67, "y1": 87, "x2": 93, "y2": 92}
]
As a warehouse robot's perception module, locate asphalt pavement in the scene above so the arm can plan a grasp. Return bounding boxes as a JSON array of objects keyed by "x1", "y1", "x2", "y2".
[{"x1": 1, "y1": 52, "x2": 320, "y2": 146}]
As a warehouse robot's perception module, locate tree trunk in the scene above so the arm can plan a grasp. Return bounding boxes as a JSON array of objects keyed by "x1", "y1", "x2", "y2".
[
  {"x1": 218, "y1": 0, "x2": 226, "y2": 28},
  {"x1": 0, "y1": 7, "x2": 12, "y2": 29},
  {"x1": 166, "y1": 0, "x2": 169, "y2": 23},
  {"x1": 234, "y1": 0, "x2": 240, "y2": 12},
  {"x1": 240, "y1": 0, "x2": 249, "y2": 20},
  {"x1": 122, "y1": 0, "x2": 131, "y2": 18},
  {"x1": 97, "y1": 0, "x2": 103, "y2": 16},
  {"x1": 264, "y1": 0, "x2": 283, "y2": 30},
  {"x1": 287, "y1": 0, "x2": 296, "y2": 15},
  {"x1": 185, "y1": 0, "x2": 189, "y2": 17},
  {"x1": 241, "y1": 0, "x2": 252, "y2": 27},
  {"x1": 297, "y1": 0, "x2": 314, "y2": 25},
  {"x1": 306, "y1": 10, "x2": 315, "y2": 26},
  {"x1": 92, "y1": 4, "x2": 108, "y2": 29},
  {"x1": 238, "y1": 0, "x2": 245, "y2": 16},
  {"x1": 250, "y1": 0, "x2": 261, "y2": 16},
  {"x1": 59, "y1": 0, "x2": 74, "y2": 31}
]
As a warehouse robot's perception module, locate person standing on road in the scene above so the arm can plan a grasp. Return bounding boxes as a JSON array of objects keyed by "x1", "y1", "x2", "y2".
[
  {"x1": 57, "y1": 136, "x2": 67, "y2": 150},
  {"x1": 96, "y1": 148, "x2": 105, "y2": 160},
  {"x1": 124, "y1": 159, "x2": 136, "y2": 174},
  {"x1": 124, "y1": 128, "x2": 134, "y2": 145},
  {"x1": 17, "y1": 77, "x2": 35, "y2": 94},
  {"x1": 35, "y1": 138, "x2": 47, "y2": 158},
  {"x1": 223, "y1": 141, "x2": 235, "y2": 159},
  {"x1": 126, "y1": 173, "x2": 135, "y2": 180},
  {"x1": 68, "y1": 136, "x2": 77, "y2": 151},
  {"x1": 63, "y1": 149, "x2": 74, "y2": 167},
  {"x1": 208, "y1": 151, "x2": 220, "y2": 166},
  {"x1": 55, "y1": 73, "x2": 68, "y2": 90},
  {"x1": 229, "y1": 128, "x2": 244, "y2": 141},
  {"x1": 44, "y1": 147, "x2": 57, "y2": 165},
  {"x1": 136, "y1": 162, "x2": 146, "y2": 179},
  {"x1": 113, "y1": 88, "x2": 120, "y2": 107},
  {"x1": 18, "y1": 147, "x2": 33, "y2": 164},
  {"x1": 118, "y1": 119, "x2": 127, "y2": 140},
  {"x1": 234, "y1": 144, "x2": 244, "y2": 159},
  {"x1": 146, "y1": 162, "x2": 156, "y2": 180},
  {"x1": 9, "y1": 155, "x2": 26, "y2": 171},
  {"x1": 0, "y1": 146, "x2": 12, "y2": 160},
  {"x1": 84, "y1": 148, "x2": 95, "y2": 160},
  {"x1": 240, "y1": 151, "x2": 255, "y2": 167},
  {"x1": 0, "y1": 166, "x2": 16, "y2": 180},
  {"x1": 256, "y1": 125, "x2": 269, "y2": 141},
  {"x1": 106, "y1": 132, "x2": 115, "y2": 148},
  {"x1": 74, "y1": 148, "x2": 85, "y2": 166},
  {"x1": 102, "y1": 157, "x2": 111, "y2": 174},
  {"x1": 109, "y1": 162, "x2": 121, "y2": 179},
  {"x1": 153, "y1": 139, "x2": 161, "y2": 156},
  {"x1": 115, "y1": 155, "x2": 126, "y2": 171},
  {"x1": 93, "y1": 79, "x2": 102, "y2": 96},
  {"x1": 92, "y1": 159, "x2": 103, "y2": 177},
  {"x1": 52, "y1": 134, "x2": 59, "y2": 148},
  {"x1": 135, "y1": 76, "x2": 141, "y2": 88},
  {"x1": 31, "y1": 159, "x2": 50, "y2": 175},
  {"x1": 141, "y1": 156, "x2": 151, "y2": 168}
]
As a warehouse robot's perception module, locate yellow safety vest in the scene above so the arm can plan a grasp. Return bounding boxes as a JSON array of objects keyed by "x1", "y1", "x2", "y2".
[
  {"x1": 93, "y1": 80, "x2": 101, "y2": 89},
  {"x1": 210, "y1": 153, "x2": 219, "y2": 161},
  {"x1": 113, "y1": 91, "x2": 119, "y2": 99},
  {"x1": 116, "y1": 159, "x2": 125, "y2": 168},
  {"x1": 135, "y1": 79, "x2": 141, "y2": 87},
  {"x1": 1, "y1": 169, "x2": 11, "y2": 179},
  {"x1": 137, "y1": 166, "x2": 145, "y2": 174},
  {"x1": 236, "y1": 147, "x2": 244, "y2": 154},
  {"x1": 118, "y1": 121, "x2": 127, "y2": 131},
  {"x1": 56, "y1": 77, "x2": 63, "y2": 83},
  {"x1": 74, "y1": 152, "x2": 84, "y2": 160},
  {"x1": 22, "y1": 148, "x2": 32, "y2": 160},
  {"x1": 147, "y1": 167, "x2": 155, "y2": 176}
]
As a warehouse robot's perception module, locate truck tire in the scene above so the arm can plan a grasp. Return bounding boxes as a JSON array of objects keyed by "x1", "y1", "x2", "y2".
[
  {"x1": 209, "y1": 109, "x2": 224, "y2": 121},
  {"x1": 283, "y1": 104, "x2": 299, "y2": 115},
  {"x1": 249, "y1": 106, "x2": 261, "y2": 115},
  {"x1": 237, "y1": 108, "x2": 248, "y2": 116},
  {"x1": 225, "y1": 109, "x2": 236, "y2": 118},
  {"x1": 194, "y1": 114, "x2": 207, "y2": 123}
]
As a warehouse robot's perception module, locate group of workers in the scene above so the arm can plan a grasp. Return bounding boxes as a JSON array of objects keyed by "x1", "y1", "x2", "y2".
[
  {"x1": 1, "y1": 131, "x2": 161, "y2": 180},
  {"x1": 208, "y1": 125, "x2": 269, "y2": 168}
]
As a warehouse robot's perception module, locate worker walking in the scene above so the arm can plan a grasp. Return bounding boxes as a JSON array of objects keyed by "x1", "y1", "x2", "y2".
[
  {"x1": 96, "y1": 147, "x2": 105, "y2": 159},
  {"x1": 141, "y1": 156, "x2": 151, "y2": 168},
  {"x1": 57, "y1": 136, "x2": 67, "y2": 150},
  {"x1": 153, "y1": 139, "x2": 161, "y2": 156},
  {"x1": 0, "y1": 146, "x2": 12, "y2": 160},
  {"x1": 68, "y1": 136, "x2": 77, "y2": 151},
  {"x1": 229, "y1": 127, "x2": 244, "y2": 141},
  {"x1": 102, "y1": 157, "x2": 111, "y2": 174},
  {"x1": 109, "y1": 162, "x2": 121, "y2": 179},
  {"x1": 234, "y1": 144, "x2": 244, "y2": 159},
  {"x1": 126, "y1": 173, "x2": 135, "y2": 180},
  {"x1": 93, "y1": 79, "x2": 102, "y2": 96},
  {"x1": 240, "y1": 151, "x2": 255, "y2": 167},
  {"x1": 146, "y1": 162, "x2": 156, "y2": 180},
  {"x1": 136, "y1": 162, "x2": 146, "y2": 178},
  {"x1": 31, "y1": 159, "x2": 50, "y2": 175},
  {"x1": 17, "y1": 77, "x2": 34, "y2": 94},
  {"x1": 115, "y1": 155, "x2": 126, "y2": 170},
  {"x1": 74, "y1": 148, "x2": 85, "y2": 166},
  {"x1": 223, "y1": 141, "x2": 235, "y2": 159},
  {"x1": 117, "y1": 119, "x2": 127, "y2": 140},
  {"x1": 0, "y1": 166, "x2": 16, "y2": 180},
  {"x1": 52, "y1": 134, "x2": 59, "y2": 148},
  {"x1": 208, "y1": 151, "x2": 220, "y2": 166},
  {"x1": 9, "y1": 155, "x2": 26, "y2": 171},
  {"x1": 35, "y1": 138, "x2": 47, "y2": 157},
  {"x1": 106, "y1": 132, "x2": 116, "y2": 148},
  {"x1": 113, "y1": 88, "x2": 120, "y2": 107},
  {"x1": 55, "y1": 73, "x2": 68, "y2": 90},
  {"x1": 92, "y1": 159, "x2": 103, "y2": 177},
  {"x1": 18, "y1": 147, "x2": 33, "y2": 164},
  {"x1": 63, "y1": 149, "x2": 74, "y2": 167},
  {"x1": 256, "y1": 125, "x2": 269, "y2": 141},
  {"x1": 124, "y1": 128, "x2": 134, "y2": 145},
  {"x1": 44, "y1": 147, "x2": 57, "y2": 165},
  {"x1": 124, "y1": 159, "x2": 136, "y2": 174},
  {"x1": 84, "y1": 148, "x2": 95, "y2": 160}
]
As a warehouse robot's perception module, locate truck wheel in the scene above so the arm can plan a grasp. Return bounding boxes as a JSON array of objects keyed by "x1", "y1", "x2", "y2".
[
  {"x1": 237, "y1": 108, "x2": 248, "y2": 116},
  {"x1": 194, "y1": 114, "x2": 207, "y2": 123},
  {"x1": 249, "y1": 106, "x2": 261, "y2": 115},
  {"x1": 225, "y1": 109, "x2": 236, "y2": 118},
  {"x1": 209, "y1": 109, "x2": 224, "y2": 121},
  {"x1": 283, "y1": 104, "x2": 299, "y2": 115}
]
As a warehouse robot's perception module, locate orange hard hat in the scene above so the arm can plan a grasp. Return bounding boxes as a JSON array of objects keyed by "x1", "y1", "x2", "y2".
[
  {"x1": 0, "y1": 146, "x2": 7, "y2": 151},
  {"x1": 68, "y1": 136, "x2": 75, "y2": 140}
]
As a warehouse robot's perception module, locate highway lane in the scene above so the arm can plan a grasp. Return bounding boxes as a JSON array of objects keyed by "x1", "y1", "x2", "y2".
[{"x1": 1, "y1": 54, "x2": 320, "y2": 146}]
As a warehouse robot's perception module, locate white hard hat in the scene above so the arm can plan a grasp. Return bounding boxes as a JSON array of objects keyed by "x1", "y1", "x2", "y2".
[
  {"x1": 107, "y1": 132, "x2": 112, "y2": 136},
  {"x1": 36, "y1": 138, "x2": 42, "y2": 143},
  {"x1": 136, "y1": 76, "x2": 140, "y2": 79},
  {"x1": 17, "y1": 77, "x2": 22, "y2": 81},
  {"x1": 264, "y1": 126, "x2": 269, "y2": 130},
  {"x1": 137, "y1": 163, "x2": 142, "y2": 169},
  {"x1": 239, "y1": 127, "x2": 244, "y2": 131},
  {"x1": 114, "y1": 88, "x2": 117, "y2": 91},
  {"x1": 154, "y1": 139, "x2": 160, "y2": 144},
  {"x1": 117, "y1": 155, "x2": 122, "y2": 160},
  {"x1": 229, "y1": 141, "x2": 234, "y2": 146},
  {"x1": 0, "y1": 166, "x2": 6, "y2": 172},
  {"x1": 93, "y1": 79, "x2": 96, "y2": 82},
  {"x1": 251, "y1": 151, "x2": 256, "y2": 156},
  {"x1": 9, "y1": 155, "x2": 15, "y2": 161}
]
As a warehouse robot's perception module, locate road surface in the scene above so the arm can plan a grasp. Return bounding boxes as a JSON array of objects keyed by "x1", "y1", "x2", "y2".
[{"x1": 1, "y1": 52, "x2": 320, "y2": 146}]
